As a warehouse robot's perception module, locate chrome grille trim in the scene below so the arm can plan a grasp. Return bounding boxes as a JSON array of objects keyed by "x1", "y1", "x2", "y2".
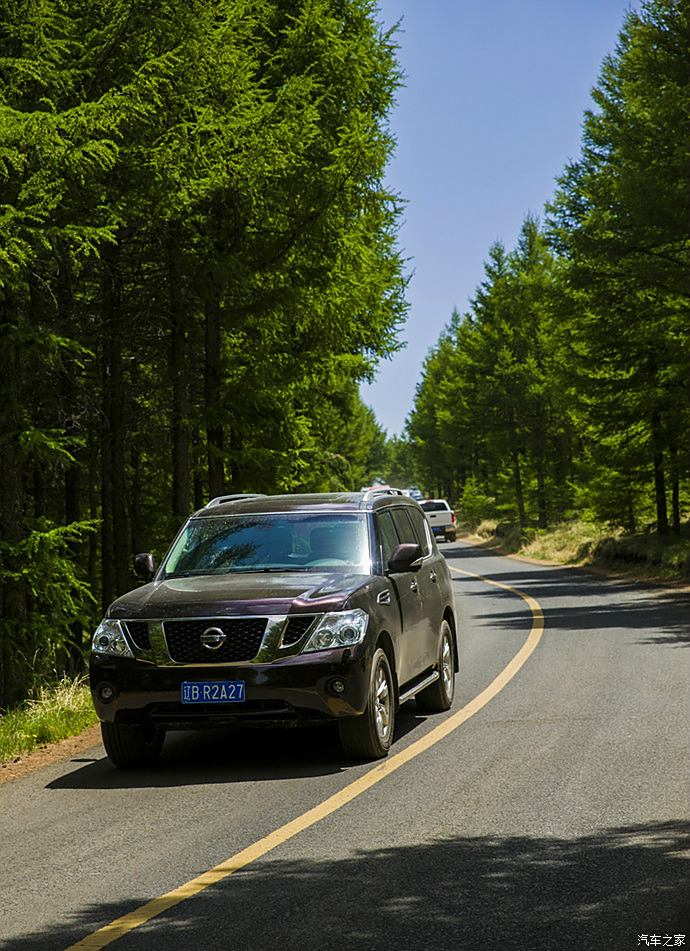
[{"x1": 118, "y1": 615, "x2": 324, "y2": 667}]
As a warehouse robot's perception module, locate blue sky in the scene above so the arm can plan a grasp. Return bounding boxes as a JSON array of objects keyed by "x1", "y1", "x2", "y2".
[{"x1": 361, "y1": 0, "x2": 637, "y2": 436}]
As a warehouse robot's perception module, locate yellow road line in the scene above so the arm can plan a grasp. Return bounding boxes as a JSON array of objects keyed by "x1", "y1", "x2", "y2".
[{"x1": 69, "y1": 564, "x2": 544, "y2": 950}]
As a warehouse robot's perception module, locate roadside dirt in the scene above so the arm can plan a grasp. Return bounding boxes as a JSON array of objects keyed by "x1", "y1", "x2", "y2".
[{"x1": 0, "y1": 724, "x2": 102, "y2": 785}]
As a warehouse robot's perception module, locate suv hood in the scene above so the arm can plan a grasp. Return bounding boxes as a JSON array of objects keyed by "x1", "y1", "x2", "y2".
[{"x1": 108, "y1": 571, "x2": 371, "y2": 620}]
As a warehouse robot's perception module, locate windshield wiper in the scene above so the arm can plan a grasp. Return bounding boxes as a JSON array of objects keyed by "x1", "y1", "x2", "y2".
[
  {"x1": 259, "y1": 566, "x2": 312, "y2": 572},
  {"x1": 223, "y1": 566, "x2": 313, "y2": 573},
  {"x1": 163, "y1": 570, "x2": 220, "y2": 578},
  {"x1": 164, "y1": 566, "x2": 313, "y2": 578}
]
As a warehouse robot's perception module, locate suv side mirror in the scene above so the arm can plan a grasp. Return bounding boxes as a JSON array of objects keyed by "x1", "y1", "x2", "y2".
[
  {"x1": 133, "y1": 552, "x2": 156, "y2": 581},
  {"x1": 387, "y1": 542, "x2": 423, "y2": 573}
]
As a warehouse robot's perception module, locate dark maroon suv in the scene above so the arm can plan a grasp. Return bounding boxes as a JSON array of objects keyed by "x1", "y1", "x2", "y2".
[{"x1": 90, "y1": 489, "x2": 458, "y2": 767}]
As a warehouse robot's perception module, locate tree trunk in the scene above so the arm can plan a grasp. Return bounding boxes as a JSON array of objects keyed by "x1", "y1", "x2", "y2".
[
  {"x1": 58, "y1": 251, "x2": 82, "y2": 532},
  {"x1": 88, "y1": 421, "x2": 99, "y2": 611},
  {"x1": 625, "y1": 487, "x2": 636, "y2": 535},
  {"x1": 535, "y1": 458, "x2": 548, "y2": 529},
  {"x1": 508, "y1": 413, "x2": 527, "y2": 529},
  {"x1": 650, "y1": 413, "x2": 668, "y2": 535},
  {"x1": 193, "y1": 427, "x2": 204, "y2": 510},
  {"x1": 101, "y1": 328, "x2": 115, "y2": 609},
  {"x1": 0, "y1": 298, "x2": 27, "y2": 707},
  {"x1": 168, "y1": 230, "x2": 190, "y2": 523},
  {"x1": 57, "y1": 252, "x2": 87, "y2": 663},
  {"x1": 205, "y1": 298, "x2": 224, "y2": 498},
  {"x1": 669, "y1": 439, "x2": 680, "y2": 536},
  {"x1": 33, "y1": 464, "x2": 46, "y2": 518},
  {"x1": 130, "y1": 444, "x2": 146, "y2": 556},
  {"x1": 101, "y1": 246, "x2": 130, "y2": 608},
  {"x1": 511, "y1": 446, "x2": 526, "y2": 529}
]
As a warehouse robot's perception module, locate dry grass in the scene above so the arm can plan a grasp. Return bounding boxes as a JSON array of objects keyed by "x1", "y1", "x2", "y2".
[
  {"x1": 520, "y1": 521, "x2": 616, "y2": 564},
  {"x1": 472, "y1": 517, "x2": 690, "y2": 581},
  {"x1": 475, "y1": 519, "x2": 499, "y2": 539}
]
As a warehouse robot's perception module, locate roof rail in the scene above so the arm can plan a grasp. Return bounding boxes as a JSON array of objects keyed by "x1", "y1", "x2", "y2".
[
  {"x1": 362, "y1": 487, "x2": 405, "y2": 501},
  {"x1": 205, "y1": 494, "x2": 267, "y2": 508}
]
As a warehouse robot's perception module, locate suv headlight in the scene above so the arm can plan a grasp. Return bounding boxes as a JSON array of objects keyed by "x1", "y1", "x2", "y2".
[
  {"x1": 302, "y1": 609, "x2": 369, "y2": 653},
  {"x1": 91, "y1": 619, "x2": 134, "y2": 658}
]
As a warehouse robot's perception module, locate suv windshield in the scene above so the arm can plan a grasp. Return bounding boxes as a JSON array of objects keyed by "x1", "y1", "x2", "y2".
[{"x1": 163, "y1": 513, "x2": 370, "y2": 577}]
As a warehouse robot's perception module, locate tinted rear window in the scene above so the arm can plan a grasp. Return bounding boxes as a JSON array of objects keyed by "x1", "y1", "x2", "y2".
[
  {"x1": 421, "y1": 501, "x2": 449, "y2": 512},
  {"x1": 406, "y1": 507, "x2": 431, "y2": 556},
  {"x1": 391, "y1": 508, "x2": 418, "y2": 546},
  {"x1": 376, "y1": 511, "x2": 400, "y2": 565}
]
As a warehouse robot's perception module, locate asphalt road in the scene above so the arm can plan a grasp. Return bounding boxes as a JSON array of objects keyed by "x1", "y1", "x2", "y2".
[{"x1": 1, "y1": 541, "x2": 689, "y2": 951}]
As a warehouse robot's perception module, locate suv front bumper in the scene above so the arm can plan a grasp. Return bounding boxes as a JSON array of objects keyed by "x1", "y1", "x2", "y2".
[{"x1": 90, "y1": 646, "x2": 371, "y2": 728}]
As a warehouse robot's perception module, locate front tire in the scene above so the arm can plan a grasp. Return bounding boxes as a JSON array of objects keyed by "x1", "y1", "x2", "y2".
[
  {"x1": 416, "y1": 620, "x2": 455, "y2": 712},
  {"x1": 101, "y1": 721, "x2": 165, "y2": 768},
  {"x1": 338, "y1": 647, "x2": 395, "y2": 759}
]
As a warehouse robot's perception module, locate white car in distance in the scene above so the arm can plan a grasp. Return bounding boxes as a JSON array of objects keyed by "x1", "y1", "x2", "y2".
[{"x1": 421, "y1": 499, "x2": 457, "y2": 542}]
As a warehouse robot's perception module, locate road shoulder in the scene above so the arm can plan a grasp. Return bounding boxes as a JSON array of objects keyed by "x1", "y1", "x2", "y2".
[
  {"x1": 0, "y1": 724, "x2": 102, "y2": 786},
  {"x1": 460, "y1": 533, "x2": 690, "y2": 594}
]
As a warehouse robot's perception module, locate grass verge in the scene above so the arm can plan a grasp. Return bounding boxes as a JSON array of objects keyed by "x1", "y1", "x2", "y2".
[
  {"x1": 0, "y1": 676, "x2": 98, "y2": 764},
  {"x1": 520, "y1": 521, "x2": 616, "y2": 564},
  {"x1": 467, "y1": 518, "x2": 690, "y2": 582}
]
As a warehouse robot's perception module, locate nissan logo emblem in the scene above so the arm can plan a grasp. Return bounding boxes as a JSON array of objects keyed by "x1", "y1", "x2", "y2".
[{"x1": 200, "y1": 626, "x2": 226, "y2": 651}]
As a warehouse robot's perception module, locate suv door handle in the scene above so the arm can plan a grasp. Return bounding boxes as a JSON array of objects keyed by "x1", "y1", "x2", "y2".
[
  {"x1": 429, "y1": 571, "x2": 437, "y2": 583},
  {"x1": 410, "y1": 579, "x2": 418, "y2": 592}
]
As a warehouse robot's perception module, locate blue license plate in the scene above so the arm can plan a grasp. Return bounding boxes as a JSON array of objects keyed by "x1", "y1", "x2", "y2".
[{"x1": 181, "y1": 681, "x2": 246, "y2": 704}]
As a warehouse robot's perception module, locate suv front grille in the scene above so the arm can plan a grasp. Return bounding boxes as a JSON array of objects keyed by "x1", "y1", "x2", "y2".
[
  {"x1": 282, "y1": 615, "x2": 316, "y2": 646},
  {"x1": 163, "y1": 618, "x2": 267, "y2": 664},
  {"x1": 124, "y1": 621, "x2": 151, "y2": 651}
]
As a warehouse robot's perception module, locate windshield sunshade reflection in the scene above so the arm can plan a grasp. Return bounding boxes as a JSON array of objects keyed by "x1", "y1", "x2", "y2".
[{"x1": 163, "y1": 513, "x2": 370, "y2": 578}]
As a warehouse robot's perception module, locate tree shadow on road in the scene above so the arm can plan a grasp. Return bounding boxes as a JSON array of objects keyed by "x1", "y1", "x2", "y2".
[
  {"x1": 449, "y1": 554, "x2": 690, "y2": 647},
  {"x1": 466, "y1": 594, "x2": 690, "y2": 645},
  {"x1": 4, "y1": 820, "x2": 688, "y2": 951}
]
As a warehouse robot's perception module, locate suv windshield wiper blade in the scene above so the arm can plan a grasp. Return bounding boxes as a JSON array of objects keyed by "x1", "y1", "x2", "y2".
[
  {"x1": 163, "y1": 570, "x2": 217, "y2": 578},
  {"x1": 229, "y1": 566, "x2": 313, "y2": 573},
  {"x1": 164, "y1": 566, "x2": 314, "y2": 578},
  {"x1": 262, "y1": 566, "x2": 313, "y2": 572}
]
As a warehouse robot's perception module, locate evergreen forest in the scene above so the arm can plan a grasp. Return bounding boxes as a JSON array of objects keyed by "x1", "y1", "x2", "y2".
[
  {"x1": 0, "y1": 0, "x2": 404, "y2": 707},
  {"x1": 1, "y1": 0, "x2": 689, "y2": 714},
  {"x1": 407, "y1": 0, "x2": 690, "y2": 548}
]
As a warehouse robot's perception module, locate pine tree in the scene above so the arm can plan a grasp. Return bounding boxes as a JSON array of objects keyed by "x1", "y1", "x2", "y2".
[
  {"x1": 549, "y1": 0, "x2": 690, "y2": 533},
  {"x1": 0, "y1": 0, "x2": 406, "y2": 706}
]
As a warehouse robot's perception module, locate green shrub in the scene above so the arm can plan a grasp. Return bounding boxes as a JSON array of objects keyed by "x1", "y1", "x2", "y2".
[{"x1": 458, "y1": 478, "x2": 496, "y2": 530}]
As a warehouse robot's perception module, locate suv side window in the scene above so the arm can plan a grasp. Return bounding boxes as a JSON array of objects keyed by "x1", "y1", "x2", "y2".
[
  {"x1": 391, "y1": 508, "x2": 417, "y2": 547},
  {"x1": 406, "y1": 507, "x2": 431, "y2": 556},
  {"x1": 376, "y1": 510, "x2": 400, "y2": 570}
]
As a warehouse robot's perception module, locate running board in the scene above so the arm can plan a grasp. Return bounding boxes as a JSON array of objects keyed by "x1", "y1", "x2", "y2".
[{"x1": 398, "y1": 670, "x2": 440, "y2": 705}]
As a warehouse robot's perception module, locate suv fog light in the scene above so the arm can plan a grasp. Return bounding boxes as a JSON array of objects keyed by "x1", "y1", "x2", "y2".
[
  {"x1": 328, "y1": 678, "x2": 347, "y2": 696},
  {"x1": 97, "y1": 683, "x2": 116, "y2": 703}
]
